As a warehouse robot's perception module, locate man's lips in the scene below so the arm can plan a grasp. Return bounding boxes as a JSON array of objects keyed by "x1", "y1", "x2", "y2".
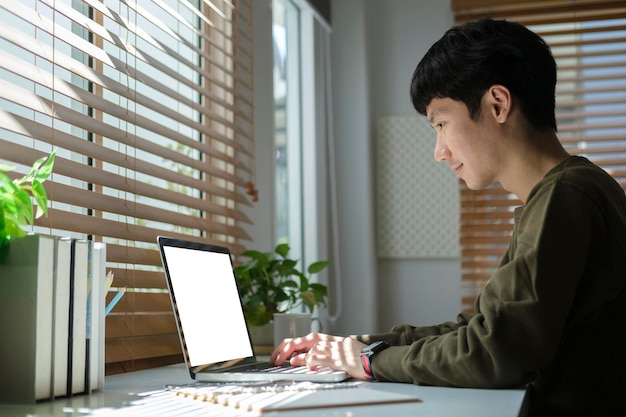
[{"x1": 451, "y1": 163, "x2": 463, "y2": 178}]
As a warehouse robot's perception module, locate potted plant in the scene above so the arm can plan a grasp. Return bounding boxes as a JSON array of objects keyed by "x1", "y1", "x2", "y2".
[
  {"x1": 233, "y1": 243, "x2": 329, "y2": 329},
  {"x1": 0, "y1": 148, "x2": 56, "y2": 261}
]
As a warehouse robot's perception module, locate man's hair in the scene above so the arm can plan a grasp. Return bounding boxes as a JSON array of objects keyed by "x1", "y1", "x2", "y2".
[{"x1": 410, "y1": 18, "x2": 557, "y2": 132}]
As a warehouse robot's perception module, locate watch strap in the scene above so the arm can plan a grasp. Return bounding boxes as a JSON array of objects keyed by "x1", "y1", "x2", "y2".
[
  {"x1": 361, "y1": 351, "x2": 375, "y2": 380},
  {"x1": 360, "y1": 341, "x2": 389, "y2": 380}
]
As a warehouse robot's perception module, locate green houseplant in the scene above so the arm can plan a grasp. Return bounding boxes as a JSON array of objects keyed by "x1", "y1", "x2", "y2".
[
  {"x1": 0, "y1": 149, "x2": 57, "y2": 261},
  {"x1": 233, "y1": 243, "x2": 329, "y2": 327}
]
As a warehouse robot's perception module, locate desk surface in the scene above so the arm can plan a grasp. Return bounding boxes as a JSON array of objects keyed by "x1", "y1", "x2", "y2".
[{"x1": 0, "y1": 363, "x2": 525, "y2": 417}]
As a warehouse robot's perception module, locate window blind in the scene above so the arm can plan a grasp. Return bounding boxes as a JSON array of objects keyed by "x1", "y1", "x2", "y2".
[
  {"x1": 451, "y1": 0, "x2": 626, "y2": 312},
  {"x1": 0, "y1": 0, "x2": 254, "y2": 374}
]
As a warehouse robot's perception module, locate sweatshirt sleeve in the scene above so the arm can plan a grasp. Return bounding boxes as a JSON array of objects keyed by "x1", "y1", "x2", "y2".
[
  {"x1": 356, "y1": 313, "x2": 472, "y2": 346},
  {"x1": 360, "y1": 181, "x2": 596, "y2": 388}
]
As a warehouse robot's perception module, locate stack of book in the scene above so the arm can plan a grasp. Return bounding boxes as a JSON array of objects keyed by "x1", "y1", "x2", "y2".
[{"x1": 0, "y1": 234, "x2": 107, "y2": 404}]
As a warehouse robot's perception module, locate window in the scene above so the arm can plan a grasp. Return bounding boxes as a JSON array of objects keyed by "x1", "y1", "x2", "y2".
[
  {"x1": 272, "y1": 0, "x2": 333, "y2": 273},
  {"x1": 452, "y1": 0, "x2": 626, "y2": 312},
  {"x1": 271, "y1": 0, "x2": 336, "y2": 323},
  {"x1": 273, "y1": 0, "x2": 302, "y2": 251},
  {"x1": 0, "y1": 0, "x2": 254, "y2": 373}
]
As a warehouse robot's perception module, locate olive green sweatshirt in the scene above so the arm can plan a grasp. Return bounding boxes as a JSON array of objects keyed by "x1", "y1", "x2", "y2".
[{"x1": 358, "y1": 156, "x2": 626, "y2": 415}]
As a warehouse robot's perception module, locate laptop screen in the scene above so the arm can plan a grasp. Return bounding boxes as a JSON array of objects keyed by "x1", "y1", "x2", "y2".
[{"x1": 160, "y1": 239, "x2": 254, "y2": 367}]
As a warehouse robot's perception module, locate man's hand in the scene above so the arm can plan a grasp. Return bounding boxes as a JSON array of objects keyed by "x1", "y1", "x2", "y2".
[{"x1": 270, "y1": 332, "x2": 369, "y2": 379}]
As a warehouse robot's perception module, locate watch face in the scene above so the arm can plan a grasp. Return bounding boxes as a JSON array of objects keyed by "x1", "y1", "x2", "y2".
[
  {"x1": 365, "y1": 340, "x2": 389, "y2": 354},
  {"x1": 361, "y1": 341, "x2": 389, "y2": 381}
]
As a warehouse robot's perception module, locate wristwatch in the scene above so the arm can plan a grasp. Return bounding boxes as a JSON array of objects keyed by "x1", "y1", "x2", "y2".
[{"x1": 360, "y1": 340, "x2": 389, "y2": 380}]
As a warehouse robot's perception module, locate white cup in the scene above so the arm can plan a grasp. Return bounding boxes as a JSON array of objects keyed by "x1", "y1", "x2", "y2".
[{"x1": 273, "y1": 313, "x2": 311, "y2": 347}]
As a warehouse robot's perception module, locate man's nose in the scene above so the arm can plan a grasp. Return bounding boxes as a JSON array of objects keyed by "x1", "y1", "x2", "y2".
[{"x1": 434, "y1": 139, "x2": 449, "y2": 162}]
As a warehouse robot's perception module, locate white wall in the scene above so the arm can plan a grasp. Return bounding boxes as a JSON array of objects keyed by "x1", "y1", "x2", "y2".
[
  {"x1": 330, "y1": 0, "x2": 461, "y2": 334},
  {"x1": 248, "y1": 0, "x2": 463, "y2": 336},
  {"x1": 246, "y1": 0, "x2": 275, "y2": 249},
  {"x1": 326, "y1": 0, "x2": 376, "y2": 335}
]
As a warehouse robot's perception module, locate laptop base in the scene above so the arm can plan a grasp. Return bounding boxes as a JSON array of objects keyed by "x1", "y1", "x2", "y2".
[{"x1": 193, "y1": 364, "x2": 349, "y2": 383}]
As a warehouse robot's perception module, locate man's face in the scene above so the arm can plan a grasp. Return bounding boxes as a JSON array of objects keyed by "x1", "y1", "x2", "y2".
[{"x1": 426, "y1": 97, "x2": 500, "y2": 190}]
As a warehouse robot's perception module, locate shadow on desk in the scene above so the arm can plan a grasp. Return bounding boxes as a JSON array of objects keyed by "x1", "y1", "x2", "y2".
[{"x1": 0, "y1": 363, "x2": 526, "y2": 417}]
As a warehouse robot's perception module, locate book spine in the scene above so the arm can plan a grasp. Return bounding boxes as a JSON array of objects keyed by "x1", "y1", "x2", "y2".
[
  {"x1": 34, "y1": 235, "x2": 55, "y2": 401},
  {"x1": 0, "y1": 234, "x2": 55, "y2": 403},
  {"x1": 67, "y1": 238, "x2": 76, "y2": 396},
  {"x1": 70, "y1": 239, "x2": 89, "y2": 395},
  {"x1": 90, "y1": 242, "x2": 107, "y2": 392},
  {"x1": 52, "y1": 236, "x2": 72, "y2": 398},
  {"x1": 85, "y1": 241, "x2": 93, "y2": 392}
]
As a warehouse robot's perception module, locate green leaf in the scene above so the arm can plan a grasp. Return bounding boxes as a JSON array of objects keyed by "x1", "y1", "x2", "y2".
[
  {"x1": 31, "y1": 179, "x2": 48, "y2": 217},
  {"x1": 274, "y1": 290, "x2": 290, "y2": 303},
  {"x1": 34, "y1": 204, "x2": 46, "y2": 219},
  {"x1": 3, "y1": 191, "x2": 30, "y2": 228},
  {"x1": 13, "y1": 189, "x2": 34, "y2": 225},
  {"x1": 0, "y1": 171, "x2": 13, "y2": 190},
  {"x1": 240, "y1": 249, "x2": 272, "y2": 268},
  {"x1": 298, "y1": 275, "x2": 310, "y2": 291},
  {"x1": 300, "y1": 290, "x2": 316, "y2": 313},
  {"x1": 240, "y1": 249, "x2": 265, "y2": 259},
  {"x1": 3, "y1": 219, "x2": 26, "y2": 238},
  {"x1": 20, "y1": 149, "x2": 56, "y2": 185},
  {"x1": 277, "y1": 259, "x2": 298, "y2": 273},
  {"x1": 280, "y1": 279, "x2": 298, "y2": 289},
  {"x1": 308, "y1": 260, "x2": 329, "y2": 275},
  {"x1": 245, "y1": 304, "x2": 272, "y2": 327},
  {"x1": 1, "y1": 150, "x2": 55, "y2": 244},
  {"x1": 310, "y1": 283, "x2": 328, "y2": 304},
  {"x1": 34, "y1": 148, "x2": 56, "y2": 182},
  {"x1": 275, "y1": 243, "x2": 290, "y2": 258},
  {"x1": 1, "y1": 197, "x2": 16, "y2": 218},
  {"x1": 233, "y1": 264, "x2": 247, "y2": 275},
  {"x1": 310, "y1": 282, "x2": 328, "y2": 295},
  {"x1": 246, "y1": 293, "x2": 266, "y2": 305},
  {"x1": 1, "y1": 177, "x2": 19, "y2": 194}
]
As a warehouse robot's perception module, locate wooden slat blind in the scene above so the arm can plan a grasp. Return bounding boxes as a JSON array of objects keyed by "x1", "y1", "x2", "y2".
[
  {"x1": 0, "y1": 0, "x2": 254, "y2": 374},
  {"x1": 453, "y1": 0, "x2": 626, "y2": 312}
]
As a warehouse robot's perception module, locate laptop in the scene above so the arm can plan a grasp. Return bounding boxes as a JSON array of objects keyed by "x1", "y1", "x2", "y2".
[{"x1": 157, "y1": 236, "x2": 349, "y2": 383}]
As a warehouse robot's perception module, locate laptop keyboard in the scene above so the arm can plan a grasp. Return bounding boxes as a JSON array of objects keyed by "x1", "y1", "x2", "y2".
[
  {"x1": 232, "y1": 362, "x2": 342, "y2": 376},
  {"x1": 195, "y1": 361, "x2": 349, "y2": 382},
  {"x1": 244, "y1": 364, "x2": 342, "y2": 376}
]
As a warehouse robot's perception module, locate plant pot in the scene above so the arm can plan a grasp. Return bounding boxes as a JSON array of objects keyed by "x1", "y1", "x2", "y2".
[
  {"x1": 273, "y1": 313, "x2": 311, "y2": 347},
  {"x1": 248, "y1": 322, "x2": 274, "y2": 349}
]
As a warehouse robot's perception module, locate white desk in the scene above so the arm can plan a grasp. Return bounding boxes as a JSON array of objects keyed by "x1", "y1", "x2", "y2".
[{"x1": 0, "y1": 363, "x2": 526, "y2": 417}]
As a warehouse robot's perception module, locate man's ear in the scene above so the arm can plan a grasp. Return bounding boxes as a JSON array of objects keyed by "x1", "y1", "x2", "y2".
[{"x1": 487, "y1": 84, "x2": 512, "y2": 123}]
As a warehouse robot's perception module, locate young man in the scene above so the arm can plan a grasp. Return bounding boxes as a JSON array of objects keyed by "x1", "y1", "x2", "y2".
[{"x1": 270, "y1": 18, "x2": 626, "y2": 416}]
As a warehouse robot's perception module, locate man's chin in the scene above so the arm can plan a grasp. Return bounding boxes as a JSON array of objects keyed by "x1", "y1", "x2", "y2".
[{"x1": 463, "y1": 179, "x2": 497, "y2": 191}]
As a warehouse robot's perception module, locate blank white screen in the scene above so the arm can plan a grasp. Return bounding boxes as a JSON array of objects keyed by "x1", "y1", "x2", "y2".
[{"x1": 163, "y1": 245, "x2": 253, "y2": 366}]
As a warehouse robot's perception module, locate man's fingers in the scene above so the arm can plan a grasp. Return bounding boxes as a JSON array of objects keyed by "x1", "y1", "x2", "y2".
[
  {"x1": 269, "y1": 332, "x2": 355, "y2": 366},
  {"x1": 302, "y1": 342, "x2": 334, "y2": 369},
  {"x1": 289, "y1": 352, "x2": 308, "y2": 367},
  {"x1": 270, "y1": 332, "x2": 325, "y2": 365},
  {"x1": 270, "y1": 338, "x2": 298, "y2": 365}
]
